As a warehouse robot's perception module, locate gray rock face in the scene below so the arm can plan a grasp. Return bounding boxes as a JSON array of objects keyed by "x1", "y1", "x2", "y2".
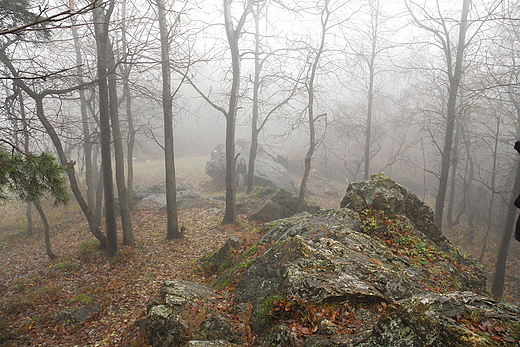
[
  {"x1": 143, "y1": 174, "x2": 517, "y2": 347},
  {"x1": 235, "y1": 227, "x2": 418, "y2": 333},
  {"x1": 145, "y1": 280, "x2": 246, "y2": 347},
  {"x1": 205, "y1": 140, "x2": 294, "y2": 191},
  {"x1": 232, "y1": 174, "x2": 488, "y2": 342},
  {"x1": 146, "y1": 304, "x2": 188, "y2": 347},
  {"x1": 239, "y1": 187, "x2": 320, "y2": 223},
  {"x1": 341, "y1": 172, "x2": 442, "y2": 243},
  {"x1": 361, "y1": 292, "x2": 520, "y2": 347},
  {"x1": 206, "y1": 237, "x2": 242, "y2": 275}
]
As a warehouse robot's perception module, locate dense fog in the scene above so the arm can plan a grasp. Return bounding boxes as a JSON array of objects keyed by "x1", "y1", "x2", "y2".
[{"x1": 1, "y1": 0, "x2": 520, "y2": 294}]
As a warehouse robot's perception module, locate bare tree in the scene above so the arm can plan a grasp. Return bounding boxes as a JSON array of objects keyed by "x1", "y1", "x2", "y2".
[
  {"x1": 297, "y1": 0, "x2": 334, "y2": 211},
  {"x1": 221, "y1": 0, "x2": 254, "y2": 224},
  {"x1": 406, "y1": 0, "x2": 472, "y2": 229},
  {"x1": 246, "y1": 1, "x2": 299, "y2": 193},
  {"x1": 185, "y1": 0, "x2": 254, "y2": 224},
  {"x1": 156, "y1": 0, "x2": 181, "y2": 239},
  {"x1": 93, "y1": 2, "x2": 118, "y2": 255},
  {"x1": 0, "y1": 46, "x2": 108, "y2": 248}
]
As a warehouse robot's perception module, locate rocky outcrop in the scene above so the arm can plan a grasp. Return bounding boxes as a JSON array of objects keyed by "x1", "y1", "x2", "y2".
[
  {"x1": 145, "y1": 280, "x2": 246, "y2": 347},
  {"x1": 341, "y1": 172, "x2": 444, "y2": 244},
  {"x1": 305, "y1": 169, "x2": 338, "y2": 197},
  {"x1": 360, "y1": 292, "x2": 520, "y2": 347},
  {"x1": 139, "y1": 188, "x2": 221, "y2": 211},
  {"x1": 143, "y1": 173, "x2": 517, "y2": 347},
  {"x1": 238, "y1": 187, "x2": 320, "y2": 222},
  {"x1": 205, "y1": 140, "x2": 294, "y2": 191}
]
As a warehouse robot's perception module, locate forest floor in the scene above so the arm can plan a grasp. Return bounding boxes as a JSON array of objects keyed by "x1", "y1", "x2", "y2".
[{"x1": 0, "y1": 157, "x2": 519, "y2": 346}]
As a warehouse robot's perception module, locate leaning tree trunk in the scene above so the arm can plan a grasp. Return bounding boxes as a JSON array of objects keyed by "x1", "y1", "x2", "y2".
[
  {"x1": 19, "y1": 88, "x2": 33, "y2": 237},
  {"x1": 33, "y1": 202, "x2": 57, "y2": 260},
  {"x1": 34, "y1": 97, "x2": 108, "y2": 247},
  {"x1": 0, "y1": 48, "x2": 107, "y2": 248}
]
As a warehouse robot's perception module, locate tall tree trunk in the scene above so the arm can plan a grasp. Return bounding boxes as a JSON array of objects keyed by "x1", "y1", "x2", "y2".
[
  {"x1": 221, "y1": 0, "x2": 253, "y2": 225},
  {"x1": 94, "y1": 164, "x2": 103, "y2": 226},
  {"x1": 363, "y1": 23, "x2": 377, "y2": 181},
  {"x1": 479, "y1": 117, "x2": 500, "y2": 262},
  {"x1": 156, "y1": 0, "x2": 180, "y2": 239},
  {"x1": 434, "y1": 0, "x2": 471, "y2": 229},
  {"x1": 33, "y1": 202, "x2": 58, "y2": 260},
  {"x1": 446, "y1": 123, "x2": 460, "y2": 228},
  {"x1": 71, "y1": 10, "x2": 95, "y2": 212},
  {"x1": 107, "y1": 40, "x2": 134, "y2": 246},
  {"x1": 492, "y1": 156, "x2": 520, "y2": 297},
  {"x1": 297, "y1": 0, "x2": 330, "y2": 211},
  {"x1": 18, "y1": 88, "x2": 33, "y2": 237},
  {"x1": 121, "y1": 0, "x2": 135, "y2": 208},
  {"x1": 93, "y1": 4, "x2": 118, "y2": 256},
  {"x1": 246, "y1": 4, "x2": 262, "y2": 194},
  {"x1": 492, "y1": 94, "x2": 520, "y2": 297}
]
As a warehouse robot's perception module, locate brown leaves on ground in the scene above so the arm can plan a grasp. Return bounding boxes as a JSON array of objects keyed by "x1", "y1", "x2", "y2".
[{"x1": 0, "y1": 200, "x2": 257, "y2": 346}]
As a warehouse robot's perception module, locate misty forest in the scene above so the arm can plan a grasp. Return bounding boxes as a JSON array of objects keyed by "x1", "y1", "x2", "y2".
[{"x1": 2, "y1": 0, "x2": 520, "y2": 345}]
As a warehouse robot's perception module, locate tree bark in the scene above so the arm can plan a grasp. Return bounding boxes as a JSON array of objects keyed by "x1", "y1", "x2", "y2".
[
  {"x1": 35, "y1": 96, "x2": 108, "y2": 247},
  {"x1": 492, "y1": 156, "x2": 520, "y2": 297},
  {"x1": 297, "y1": 0, "x2": 330, "y2": 211},
  {"x1": 107, "y1": 38, "x2": 134, "y2": 246},
  {"x1": 363, "y1": 13, "x2": 377, "y2": 181},
  {"x1": 479, "y1": 117, "x2": 500, "y2": 262},
  {"x1": 433, "y1": 0, "x2": 471, "y2": 229},
  {"x1": 120, "y1": 0, "x2": 136, "y2": 209},
  {"x1": 156, "y1": 0, "x2": 180, "y2": 239},
  {"x1": 446, "y1": 123, "x2": 459, "y2": 228},
  {"x1": 18, "y1": 88, "x2": 33, "y2": 237},
  {"x1": 33, "y1": 201, "x2": 58, "y2": 260},
  {"x1": 246, "y1": 4, "x2": 262, "y2": 194},
  {"x1": 492, "y1": 94, "x2": 520, "y2": 297},
  {"x1": 71, "y1": 11, "x2": 95, "y2": 212},
  {"x1": 93, "y1": 4, "x2": 118, "y2": 256},
  {"x1": 0, "y1": 47, "x2": 107, "y2": 248},
  {"x1": 221, "y1": 0, "x2": 254, "y2": 224}
]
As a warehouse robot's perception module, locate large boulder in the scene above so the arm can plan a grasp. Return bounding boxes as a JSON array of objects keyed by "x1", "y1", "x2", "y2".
[
  {"x1": 205, "y1": 140, "x2": 294, "y2": 191},
  {"x1": 233, "y1": 206, "x2": 485, "y2": 335},
  {"x1": 143, "y1": 174, "x2": 514, "y2": 347},
  {"x1": 238, "y1": 187, "x2": 320, "y2": 222}
]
